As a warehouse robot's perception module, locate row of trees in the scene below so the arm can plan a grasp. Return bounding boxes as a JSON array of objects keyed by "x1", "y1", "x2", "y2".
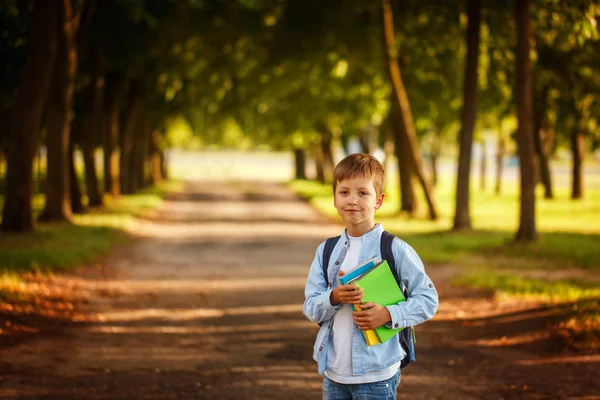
[{"x1": 1, "y1": 0, "x2": 599, "y2": 242}]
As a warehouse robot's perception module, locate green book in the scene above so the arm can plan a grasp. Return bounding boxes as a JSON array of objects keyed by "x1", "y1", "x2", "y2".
[{"x1": 351, "y1": 260, "x2": 406, "y2": 344}]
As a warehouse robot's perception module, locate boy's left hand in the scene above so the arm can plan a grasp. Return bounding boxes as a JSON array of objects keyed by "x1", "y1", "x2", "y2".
[{"x1": 352, "y1": 302, "x2": 392, "y2": 330}]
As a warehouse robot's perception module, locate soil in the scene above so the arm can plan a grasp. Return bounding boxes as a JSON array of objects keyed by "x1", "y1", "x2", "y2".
[{"x1": 0, "y1": 181, "x2": 598, "y2": 400}]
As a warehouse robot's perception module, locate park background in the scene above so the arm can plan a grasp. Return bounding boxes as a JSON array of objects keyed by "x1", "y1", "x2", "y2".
[{"x1": 0, "y1": 0, "x2": 599, "y2": 398}]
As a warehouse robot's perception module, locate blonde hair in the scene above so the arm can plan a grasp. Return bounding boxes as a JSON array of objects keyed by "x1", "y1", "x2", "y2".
[{"x1": 333, "y1": 153, "x2": 385, "y2": 196}]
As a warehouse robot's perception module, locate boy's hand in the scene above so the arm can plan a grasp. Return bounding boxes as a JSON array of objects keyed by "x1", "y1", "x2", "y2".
[
  {"x1": 330, "y1": 271, "x2": 364, "y2": 306},
  {"x1": 352, "y1": 302, "x2": 392, "y2": 330}
]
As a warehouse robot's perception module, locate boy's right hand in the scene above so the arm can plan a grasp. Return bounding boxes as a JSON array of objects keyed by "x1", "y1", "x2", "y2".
[{"x1": 330, "y1": 271, "x2": 364, "y2": 306}]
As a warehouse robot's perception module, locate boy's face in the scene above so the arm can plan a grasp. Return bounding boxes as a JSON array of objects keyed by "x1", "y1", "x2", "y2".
[{"x1": 334, "y1": 175, "x2": 385, "y2": 237}]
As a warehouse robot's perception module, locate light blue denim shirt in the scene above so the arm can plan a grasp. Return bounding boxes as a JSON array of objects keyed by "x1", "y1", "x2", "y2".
[{"x1": 303, "y1": 223, "x2": 439, "y2": 375}]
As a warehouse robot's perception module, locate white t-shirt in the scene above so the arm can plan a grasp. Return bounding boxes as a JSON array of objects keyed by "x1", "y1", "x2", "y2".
[{"x1": 325, "y1": 235, "x2": 400, "y2": 384}]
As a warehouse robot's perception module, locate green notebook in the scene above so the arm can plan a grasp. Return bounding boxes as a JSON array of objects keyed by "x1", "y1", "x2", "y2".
[{"x1": 351, "y1": 260, "x2": 406, "y2": 344}]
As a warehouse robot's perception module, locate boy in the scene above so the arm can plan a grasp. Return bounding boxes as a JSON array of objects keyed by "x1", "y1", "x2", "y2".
[{"x1": 303, "y1": 153, "x2": 439, "y2": 400}]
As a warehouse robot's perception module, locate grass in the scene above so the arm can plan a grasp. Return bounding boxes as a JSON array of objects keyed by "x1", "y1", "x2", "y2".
[
  {"x1": 0, "y1": 180, "x2": 181, "y2": 284},
  {"x1": 456, "y1": 272, "x2": 600, "y2": 302}
]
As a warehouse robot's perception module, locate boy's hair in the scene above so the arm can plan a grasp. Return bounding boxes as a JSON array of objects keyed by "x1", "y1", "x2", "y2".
[{"x1": 333, "y1": 153, "x2": 385, "y2": 196}]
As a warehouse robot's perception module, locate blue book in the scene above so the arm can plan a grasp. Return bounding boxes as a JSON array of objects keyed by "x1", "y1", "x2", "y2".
[{"x1": 339, "y1": 256, "x2": 381, "y2": 285}]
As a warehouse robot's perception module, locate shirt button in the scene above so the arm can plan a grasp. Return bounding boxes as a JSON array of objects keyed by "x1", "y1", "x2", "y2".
[
  {"x1": 335, "y1": 261, "x2": 340, "y2": 265},
  {"x1": 345, "y1": 241, "x2": 348, "y2": 245},
  {"x1": 394, "y1": 323, "x2": 399, "y2": 328},
  {"x1": 319, "y1": 346, "x2": 323, "y2": 351}
]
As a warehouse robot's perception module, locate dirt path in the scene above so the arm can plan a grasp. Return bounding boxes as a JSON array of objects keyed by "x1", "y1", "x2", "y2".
[{"x1": 1, "y1": 181, "x2": 598, "y2": 399}]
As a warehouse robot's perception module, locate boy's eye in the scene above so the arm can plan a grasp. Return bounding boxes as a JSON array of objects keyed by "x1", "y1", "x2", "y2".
[{"x1": 360, "y1": 191, "x2": 369, "y2": 195}]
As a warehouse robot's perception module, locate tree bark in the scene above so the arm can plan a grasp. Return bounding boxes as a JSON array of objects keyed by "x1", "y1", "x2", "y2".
[
  {"x1": 294, "y1": 148, "x2": 307, "y2": 180},
  {"x1": 318, "y1": 125, "x2": 335, "y2": 183},
  {"x1": 382, "y1": 0, "x2": 438, "y2": 220},
  {"x1": 119, "y1": 79, "x2": 142, "y2": 194},
  {"x1": 571, "y1": 129, "x2": 584, "y2": 199},
  {"x1": 81, "y1": 40, "x2": 104, "y2": 207},
  {"x1": 39, "y1": 0, "x2": 80, "y2": 223},
  {"x1": 388, "y1": 105, "x2": 416, "y2": 214},
  {"x1": 533, "y1": 85, "x2": 553, "y2": 199},
  {"x1": 453, "y1": 0, "x2": 481, "y2": 231},
  {"x1": 514, "y1": 0, "x2": 538, "y2": 241},
  {"x1": 149, "y1": 131, "x2": 163, "y2": 184},
  {"x1": 430, "y1": 135, "x2": 440, "y2": 187},
  {"x1": 131, "y1": 117, "x2": 151, "y2": 191},
  {"x1": 314, "y1": 145, "x2": 325, "y2": 184},
  {"x1": 1, "y1": 0, "x2": 60, "y2": 232},
  {"x1": 102, "y1": 72, "x2": 122, "y2": 197}
]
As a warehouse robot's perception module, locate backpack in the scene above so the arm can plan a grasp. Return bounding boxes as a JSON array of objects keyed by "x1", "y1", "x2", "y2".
[{"x1": 322, "y1": 230, "x2": 415, "y2": 369}]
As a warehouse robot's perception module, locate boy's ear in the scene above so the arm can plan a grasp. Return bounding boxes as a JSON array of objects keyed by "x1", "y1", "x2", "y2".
[{"x1": 375, "y1": 193, "x2": 385, "y2": 210}]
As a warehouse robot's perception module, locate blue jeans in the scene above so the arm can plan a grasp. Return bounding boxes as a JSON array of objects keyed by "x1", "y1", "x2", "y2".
[{"x1": 322, "y1": 371, "x2": 401, "y2": 400}]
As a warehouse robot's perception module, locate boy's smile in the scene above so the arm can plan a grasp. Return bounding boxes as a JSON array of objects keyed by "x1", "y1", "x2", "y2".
[{"x1": 334, "y1": 176, "x2": 385, "y2": 237}]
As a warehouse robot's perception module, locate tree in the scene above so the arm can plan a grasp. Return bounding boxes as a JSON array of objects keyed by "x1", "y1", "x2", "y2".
[
  {"x1": 453, "y1": 0, "x2": 481, "y2": 231},
  {"x1": 514, "y1": 0, "x2": 537, "y2": 242},
  {"x1": 382, "y1": 0, "x2": 438, "y2": 220},
  {"x1": 1, "y1": 0, "x2": 60, "y2": 232},
  {"x1": 39, "y1": 0, "x2": 85, "y2": 222}
]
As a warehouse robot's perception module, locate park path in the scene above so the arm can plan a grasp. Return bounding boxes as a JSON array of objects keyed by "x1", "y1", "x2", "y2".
[{"x1": 1, "y1": 180, "x2": 599, "y2": 399}]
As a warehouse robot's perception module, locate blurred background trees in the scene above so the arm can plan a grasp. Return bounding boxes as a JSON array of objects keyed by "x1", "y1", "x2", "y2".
[{"x1": 1, "y1": 0, "x2": 599, "y2": 241}]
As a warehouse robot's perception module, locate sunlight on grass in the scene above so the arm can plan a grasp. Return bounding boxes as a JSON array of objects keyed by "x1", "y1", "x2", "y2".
[{"x1": 457, "y1": 272, "x2": 600, "y2": 302}]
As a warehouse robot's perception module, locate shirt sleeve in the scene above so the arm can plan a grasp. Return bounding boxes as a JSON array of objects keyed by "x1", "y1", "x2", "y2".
[
  {"x1": 303, "y1": 242, "x2": 343, "y2": 324},
  {"x1": 385, "y1": 239, "x2": 439, "y2": 329}
]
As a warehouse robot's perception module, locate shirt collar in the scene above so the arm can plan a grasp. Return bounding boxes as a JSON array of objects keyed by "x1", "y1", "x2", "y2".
[{"x1": 343, "y1": 223, "x2": 382, "y2": 241}]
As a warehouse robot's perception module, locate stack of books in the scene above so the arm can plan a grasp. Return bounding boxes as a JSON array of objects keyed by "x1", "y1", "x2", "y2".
[{"x1": 340, "y1": 256, "x2": 406, "y2": 346}]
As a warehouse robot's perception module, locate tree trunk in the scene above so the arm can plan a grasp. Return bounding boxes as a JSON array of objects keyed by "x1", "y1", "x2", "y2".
[
  {"x1": 319, "y1": 127, "x2": 335, "y2": 183},
  {"x1": 294, "y1": 148, "x2": 307, "y2": 180},
  {"x1": 102, "y1": 72, "x2": 122, "y2": 197},
  {"x1": 358, "y1": 128, "x2": 371, "y2": 154},
  {"x1": 81, "y1": 41, "x2": 103, "y2": 207},
  {"x1": 69, "y1": 142, "x2": 85, "y2": 213},
  {"x1": 430, "y1": 135, "x2": 440, "y2": 187},
  {"x1": 149, "y1": 131, "x2": 163, "y2": 184},
  {"x1": 132, "y1": 117, "x2": 151, "y2": 191},
  {"x1": 453, "y1": 0, "x2": 481, "y2": 231},
  {"x1": 119, "y1": 79, "x2": 142, "y2": 194},
  {"x1": 533, "y1": 85, "x2": 553, "y2": 199},
  {"x1": 388, "y1": 105, "x2": 416, "y2": 214},
  {"x1": 479, "y1": 139, "x2": 487, "y2": 191},
  {"x1": 495, "y1": 129, "x2": 506, "y2": 195},
  {"x1": 160, "y1": 151, "x2": 168, "y2": 181},
  {"x1": 514, "y1": 0, "x2": 538, "y2": 241},
  {"x1": 1, "y1": 0, "x2": 60, "y2": 232},
  {"x1": 382, "y1": 0, "x2": 438, "y2": 220},
  {"x1": 314, "y1": 145, "x2": 325, "y2": 184},
  {"x1": 571, "y1": 129, "x2": 584, "y2": 199},
  {"x1": 39, "y1": 0, "x2": 79, "y2": 223}
]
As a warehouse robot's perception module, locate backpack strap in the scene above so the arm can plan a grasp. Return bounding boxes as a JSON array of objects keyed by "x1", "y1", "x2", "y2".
[
  {"x1": 381, "y1": 230, "x2": 415, "y2": 367},
  {"x1": 380, "y1": 230, "x2": 400, "y2": 288},
  {"x1": 322, "y1": 235, "x2": 341, "y2": 286}
]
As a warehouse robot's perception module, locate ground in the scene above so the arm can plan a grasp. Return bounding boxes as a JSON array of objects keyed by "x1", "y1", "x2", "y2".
[{"x1": 0, "y1": 181, "x2": 598, "y2": 399}]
